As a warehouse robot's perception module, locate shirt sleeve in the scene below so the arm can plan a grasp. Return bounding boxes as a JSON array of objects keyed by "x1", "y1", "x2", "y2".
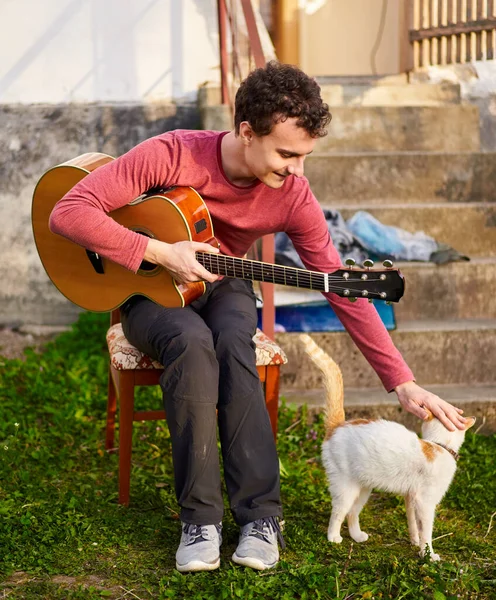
[
  {"x1": 284, "y1": 182, "x2": 414, "y2": 392},
  {"x1": 49, "y1": 133, "x2": 180, "y2": 273}
]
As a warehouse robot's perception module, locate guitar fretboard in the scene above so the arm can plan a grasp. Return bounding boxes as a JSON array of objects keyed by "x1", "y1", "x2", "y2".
[{"x1": 196, "y1": 252, "x2": 327, "y2": 291}]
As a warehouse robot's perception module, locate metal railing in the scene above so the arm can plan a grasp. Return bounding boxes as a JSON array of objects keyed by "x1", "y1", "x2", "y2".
[
  {"x1": 405, "y1": 0, "x2": 496, "y2": 69},
  {"x1": 217, "y1": 0, "x2": 275, "y2": 339}
]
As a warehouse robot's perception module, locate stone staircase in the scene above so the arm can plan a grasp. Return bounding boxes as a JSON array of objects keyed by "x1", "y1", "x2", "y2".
[{"x1": 274, "y1": 78, "x2": 496, "y2": 433}]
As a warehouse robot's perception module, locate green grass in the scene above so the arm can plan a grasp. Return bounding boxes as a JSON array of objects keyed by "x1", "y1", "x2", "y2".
[{"x1": 0, "y1": 312, "x2": 495, "y2": 599}]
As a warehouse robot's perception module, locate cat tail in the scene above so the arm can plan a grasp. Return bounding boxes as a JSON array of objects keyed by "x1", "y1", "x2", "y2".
[{"x1": 299, "y1": 334, "x2": 345, "y2": 435}]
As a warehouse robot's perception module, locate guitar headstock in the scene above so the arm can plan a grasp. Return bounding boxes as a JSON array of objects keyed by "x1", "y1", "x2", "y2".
[{"x1": 331, "y1": 259, "x2": 404, "y2": 303}]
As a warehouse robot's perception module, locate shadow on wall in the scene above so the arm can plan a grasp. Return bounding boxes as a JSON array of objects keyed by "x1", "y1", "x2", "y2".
[{"x1": 0, "y1": 0, "x2": 83, "y2": 101}]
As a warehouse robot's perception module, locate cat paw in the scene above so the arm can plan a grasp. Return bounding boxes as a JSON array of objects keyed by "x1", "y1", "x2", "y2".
[
  {"x1": 410, "y1": 537, "x2": 420, "y2": 547},
  {"x1": 327, "y1": 533, "x2": 343, "y2": 543},
  {"x1": 351, "y1": 531, "x2": 369, "y2": 543},
  {"x1": 419, "y1": 548, "x2": 440, "y2": 561}
]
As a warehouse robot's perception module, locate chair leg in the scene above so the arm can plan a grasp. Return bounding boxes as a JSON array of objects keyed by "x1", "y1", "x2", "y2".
[
  {"x1": 105, "y1": 365, "x2": 117, "y2": 451},
  {"x1": 118, "y1": 371, "x2": 136, "y2": 506},
  {"x1": 265, "y1": 365, "x2": 280, "y2": 439}
]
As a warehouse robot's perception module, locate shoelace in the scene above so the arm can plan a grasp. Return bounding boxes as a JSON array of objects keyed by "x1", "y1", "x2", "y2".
[
  {"x1": 245, "y1": 516, "x2": 286, "y2": 550},
  {"x1": 182, "y1": 523, "x2": 222, "y2": 545}
]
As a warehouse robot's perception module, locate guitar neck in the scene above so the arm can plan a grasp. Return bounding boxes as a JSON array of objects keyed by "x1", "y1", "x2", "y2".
[
  {"x1": 196, "y1": 252, "x2": 327, "y2": 291},
  {"x1": 195, "y1": 252, "x2": 405, "y2": 302}
]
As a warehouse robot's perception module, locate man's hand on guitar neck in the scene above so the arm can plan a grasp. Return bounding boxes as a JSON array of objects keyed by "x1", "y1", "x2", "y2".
[{"x1": 144, "y1": 238, "x2": 220, "y2": 284}]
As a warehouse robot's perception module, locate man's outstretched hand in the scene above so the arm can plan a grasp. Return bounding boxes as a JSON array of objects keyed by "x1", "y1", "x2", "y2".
[{"x1": 394, "y1": 381, "x2": 469, "y2": 432}]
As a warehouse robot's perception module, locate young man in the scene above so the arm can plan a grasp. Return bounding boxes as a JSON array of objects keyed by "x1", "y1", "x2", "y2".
[{"x1": 49, "y1": 61, "x2": 468, "y2": 573}]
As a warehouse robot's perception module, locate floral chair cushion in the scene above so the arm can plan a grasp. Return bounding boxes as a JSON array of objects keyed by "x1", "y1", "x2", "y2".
[{"x1": 107, "y1": 323, "x2": 287, "y2": 371}]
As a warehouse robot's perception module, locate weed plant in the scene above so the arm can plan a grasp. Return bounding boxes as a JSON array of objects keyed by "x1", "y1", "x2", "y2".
[{"x1": 0, "y1": 312, "x2": 495, "y2": 599}]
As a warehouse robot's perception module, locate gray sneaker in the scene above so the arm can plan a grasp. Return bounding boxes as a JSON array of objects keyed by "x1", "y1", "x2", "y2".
[
  {"x1": 232, "y1": 517, "x2": 285, "y2": 570},
  {"x1": 175, "y1": 522, "x2": 222, "y2": 572}
]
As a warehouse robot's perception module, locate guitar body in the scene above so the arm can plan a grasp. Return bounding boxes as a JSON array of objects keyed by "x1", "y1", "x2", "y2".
[{"x1": 32, "y1": 154, "x2": 216, "y2": 312}]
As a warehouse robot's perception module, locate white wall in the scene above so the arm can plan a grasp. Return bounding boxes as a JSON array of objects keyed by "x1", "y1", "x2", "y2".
[{"x1": 0, "y1": 0, "x2": 221, "y2": 103}]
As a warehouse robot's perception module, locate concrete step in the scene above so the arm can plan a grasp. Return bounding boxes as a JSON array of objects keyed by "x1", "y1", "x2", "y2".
[
  {"x1": 316, "y1": 106, "x2": 480, "y2": 153},
  {"x1": 395, "y1": 258, "x2": 496, "y2": 321},
  {"x1": 281, "y1": 384, "x2": 496, "y2": 434},
  {"x1": 333, "y1": 202, "x2": 496, "y2": 258},
  {"x1": 305, "y1": 151, "x2": 496, "y2": 204},
  {"x1": 271, "y1": 257, "x2": 496, "y2": 321},
  {"x1": 315, "y1": 74, "x2": 411, "y2": 85},
  {"x1": 198, "y1": 79, "x2": 461, "y2": 112},
  {"x1": 319, "y1": 82, "x2": 461, "y2": 107},
  {"x1": 277, "y1": 318, "x2": 496, "y2": 389}
]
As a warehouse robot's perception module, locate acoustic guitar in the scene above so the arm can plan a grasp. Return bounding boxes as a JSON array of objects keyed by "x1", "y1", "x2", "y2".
[{"x1": 32, "y1": 153, "x2": 405, "y2": 312}]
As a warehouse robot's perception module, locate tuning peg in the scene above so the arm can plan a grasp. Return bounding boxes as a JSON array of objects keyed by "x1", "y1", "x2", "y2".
[
  {"x1": 386, "y1": 300, "x2": 392, "y2": 305},
  {"x1": 345, "y1": 258, "x2": 356, "y2": 269},
  {"x1": 368, "y1": 298, "x2": 373, "y2": 303},
  {"x1": 347, "y1": 297, "x2": 357, "y2": 303},
  {"x1": 343, "y1": 289, "x2": 350, "y2": 296},
  {"x1": 363, "y1": 259, "x2": 374, "y2": 270},
  {"x1": 361, "y1": 290, "x2": 369, "y2": 297},
  {"x1": 383, "y1": 259, "x2": 394, "y2": 269}
]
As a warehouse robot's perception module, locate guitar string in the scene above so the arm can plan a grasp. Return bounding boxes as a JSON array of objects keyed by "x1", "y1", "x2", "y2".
[
  {"x1": 196, "y1": 254, "x2": 392, "y2": 284},
  {"x1": 197, "y1": 256, "x2": 386, "y2": 287},
  {"x1": 196, "y1": 252, "x2": 391, "y2": 281}
]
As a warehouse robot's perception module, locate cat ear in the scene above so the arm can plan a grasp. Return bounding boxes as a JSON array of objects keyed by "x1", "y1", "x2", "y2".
[
  {"x1": 464, "y1": 417, "x2": 476, "y2": 430},
  {"x1": 423, "y1": 408, "x2": 434, "y2": 421}
]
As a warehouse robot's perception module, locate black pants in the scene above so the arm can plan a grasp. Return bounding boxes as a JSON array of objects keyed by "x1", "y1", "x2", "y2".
[{"x1": 120, "y1": 278, "x2": 281, "y2": 526}]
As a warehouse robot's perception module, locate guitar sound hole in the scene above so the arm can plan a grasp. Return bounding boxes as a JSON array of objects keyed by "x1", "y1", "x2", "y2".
[
  {"x1": 133, "y1": 230, "x2": 160, "y2": 275},
  {"x1": 139, "y1": 259, "x2": 156, "y2": 272}
]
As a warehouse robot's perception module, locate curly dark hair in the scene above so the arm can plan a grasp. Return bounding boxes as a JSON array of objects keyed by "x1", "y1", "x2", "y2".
[{"x1": 234, "y1": 61, "x2": 331, "y2": 138}]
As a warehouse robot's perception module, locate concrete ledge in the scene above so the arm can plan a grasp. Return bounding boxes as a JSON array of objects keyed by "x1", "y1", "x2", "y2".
[
  {"x1": 305, "y1": 152, "x2": 496, "y2": 204},
  {"x1": 317, "y1": 106, "x2": 480, "y2": 153},
  {"x1": 395, "y1": 258, "x2": 496, "y2": 321},
  {"x1": 282, "y1": 385, "x2": 496, "y2": 434},
  {"x1": 278, "y1": 319, "x2": 496, "y2": 389},
  {"x1": 319, "y1": 82, "x2": 461, "y2": 107}
]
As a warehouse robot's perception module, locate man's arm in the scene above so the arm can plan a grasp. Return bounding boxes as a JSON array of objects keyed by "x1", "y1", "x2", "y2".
[
  {"x1": 49, "y1": 134, "x2": 218, "y2": 282},
  {"x1": 285, "y1": 187, "x2": 469, "y2": 431}
]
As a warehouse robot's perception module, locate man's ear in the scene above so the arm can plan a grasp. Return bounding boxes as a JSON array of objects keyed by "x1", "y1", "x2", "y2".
[{"x1": 238, "y1": 121, "x2": 253, "y2": 145}]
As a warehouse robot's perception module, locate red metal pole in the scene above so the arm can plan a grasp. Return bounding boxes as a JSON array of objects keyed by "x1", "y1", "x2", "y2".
[
  {"x1": 240, "y1": 0, "x2": 267, "y2": 68},
  {"x1": 217, "y1": 0, "x2": 230, "y2": 104}
]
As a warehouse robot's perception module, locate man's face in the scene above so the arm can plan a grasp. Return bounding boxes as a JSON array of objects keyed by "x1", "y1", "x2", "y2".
[{"x1": 240, "y1": 117, "x2": 316, "y2": 189}]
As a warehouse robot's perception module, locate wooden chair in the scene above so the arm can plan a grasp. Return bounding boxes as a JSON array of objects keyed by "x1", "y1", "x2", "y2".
[{"x1": 105, "y1": 309, "x2": 288, "y2": 505}]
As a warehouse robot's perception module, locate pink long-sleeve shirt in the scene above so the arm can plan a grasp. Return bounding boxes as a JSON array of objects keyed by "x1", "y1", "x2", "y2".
[{"x1": 49, "y1": 129, "x2": 414, "y2": 391}]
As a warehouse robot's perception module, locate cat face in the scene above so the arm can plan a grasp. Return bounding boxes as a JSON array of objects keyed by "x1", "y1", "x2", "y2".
[{"x1": 421, "y1": 411, "x2": 476, "y2": 452}]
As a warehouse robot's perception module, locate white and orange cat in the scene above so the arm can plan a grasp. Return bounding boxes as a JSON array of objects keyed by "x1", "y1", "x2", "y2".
[{"x1": 299, "y1": 334, "x2": 475, "y2": 561}]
